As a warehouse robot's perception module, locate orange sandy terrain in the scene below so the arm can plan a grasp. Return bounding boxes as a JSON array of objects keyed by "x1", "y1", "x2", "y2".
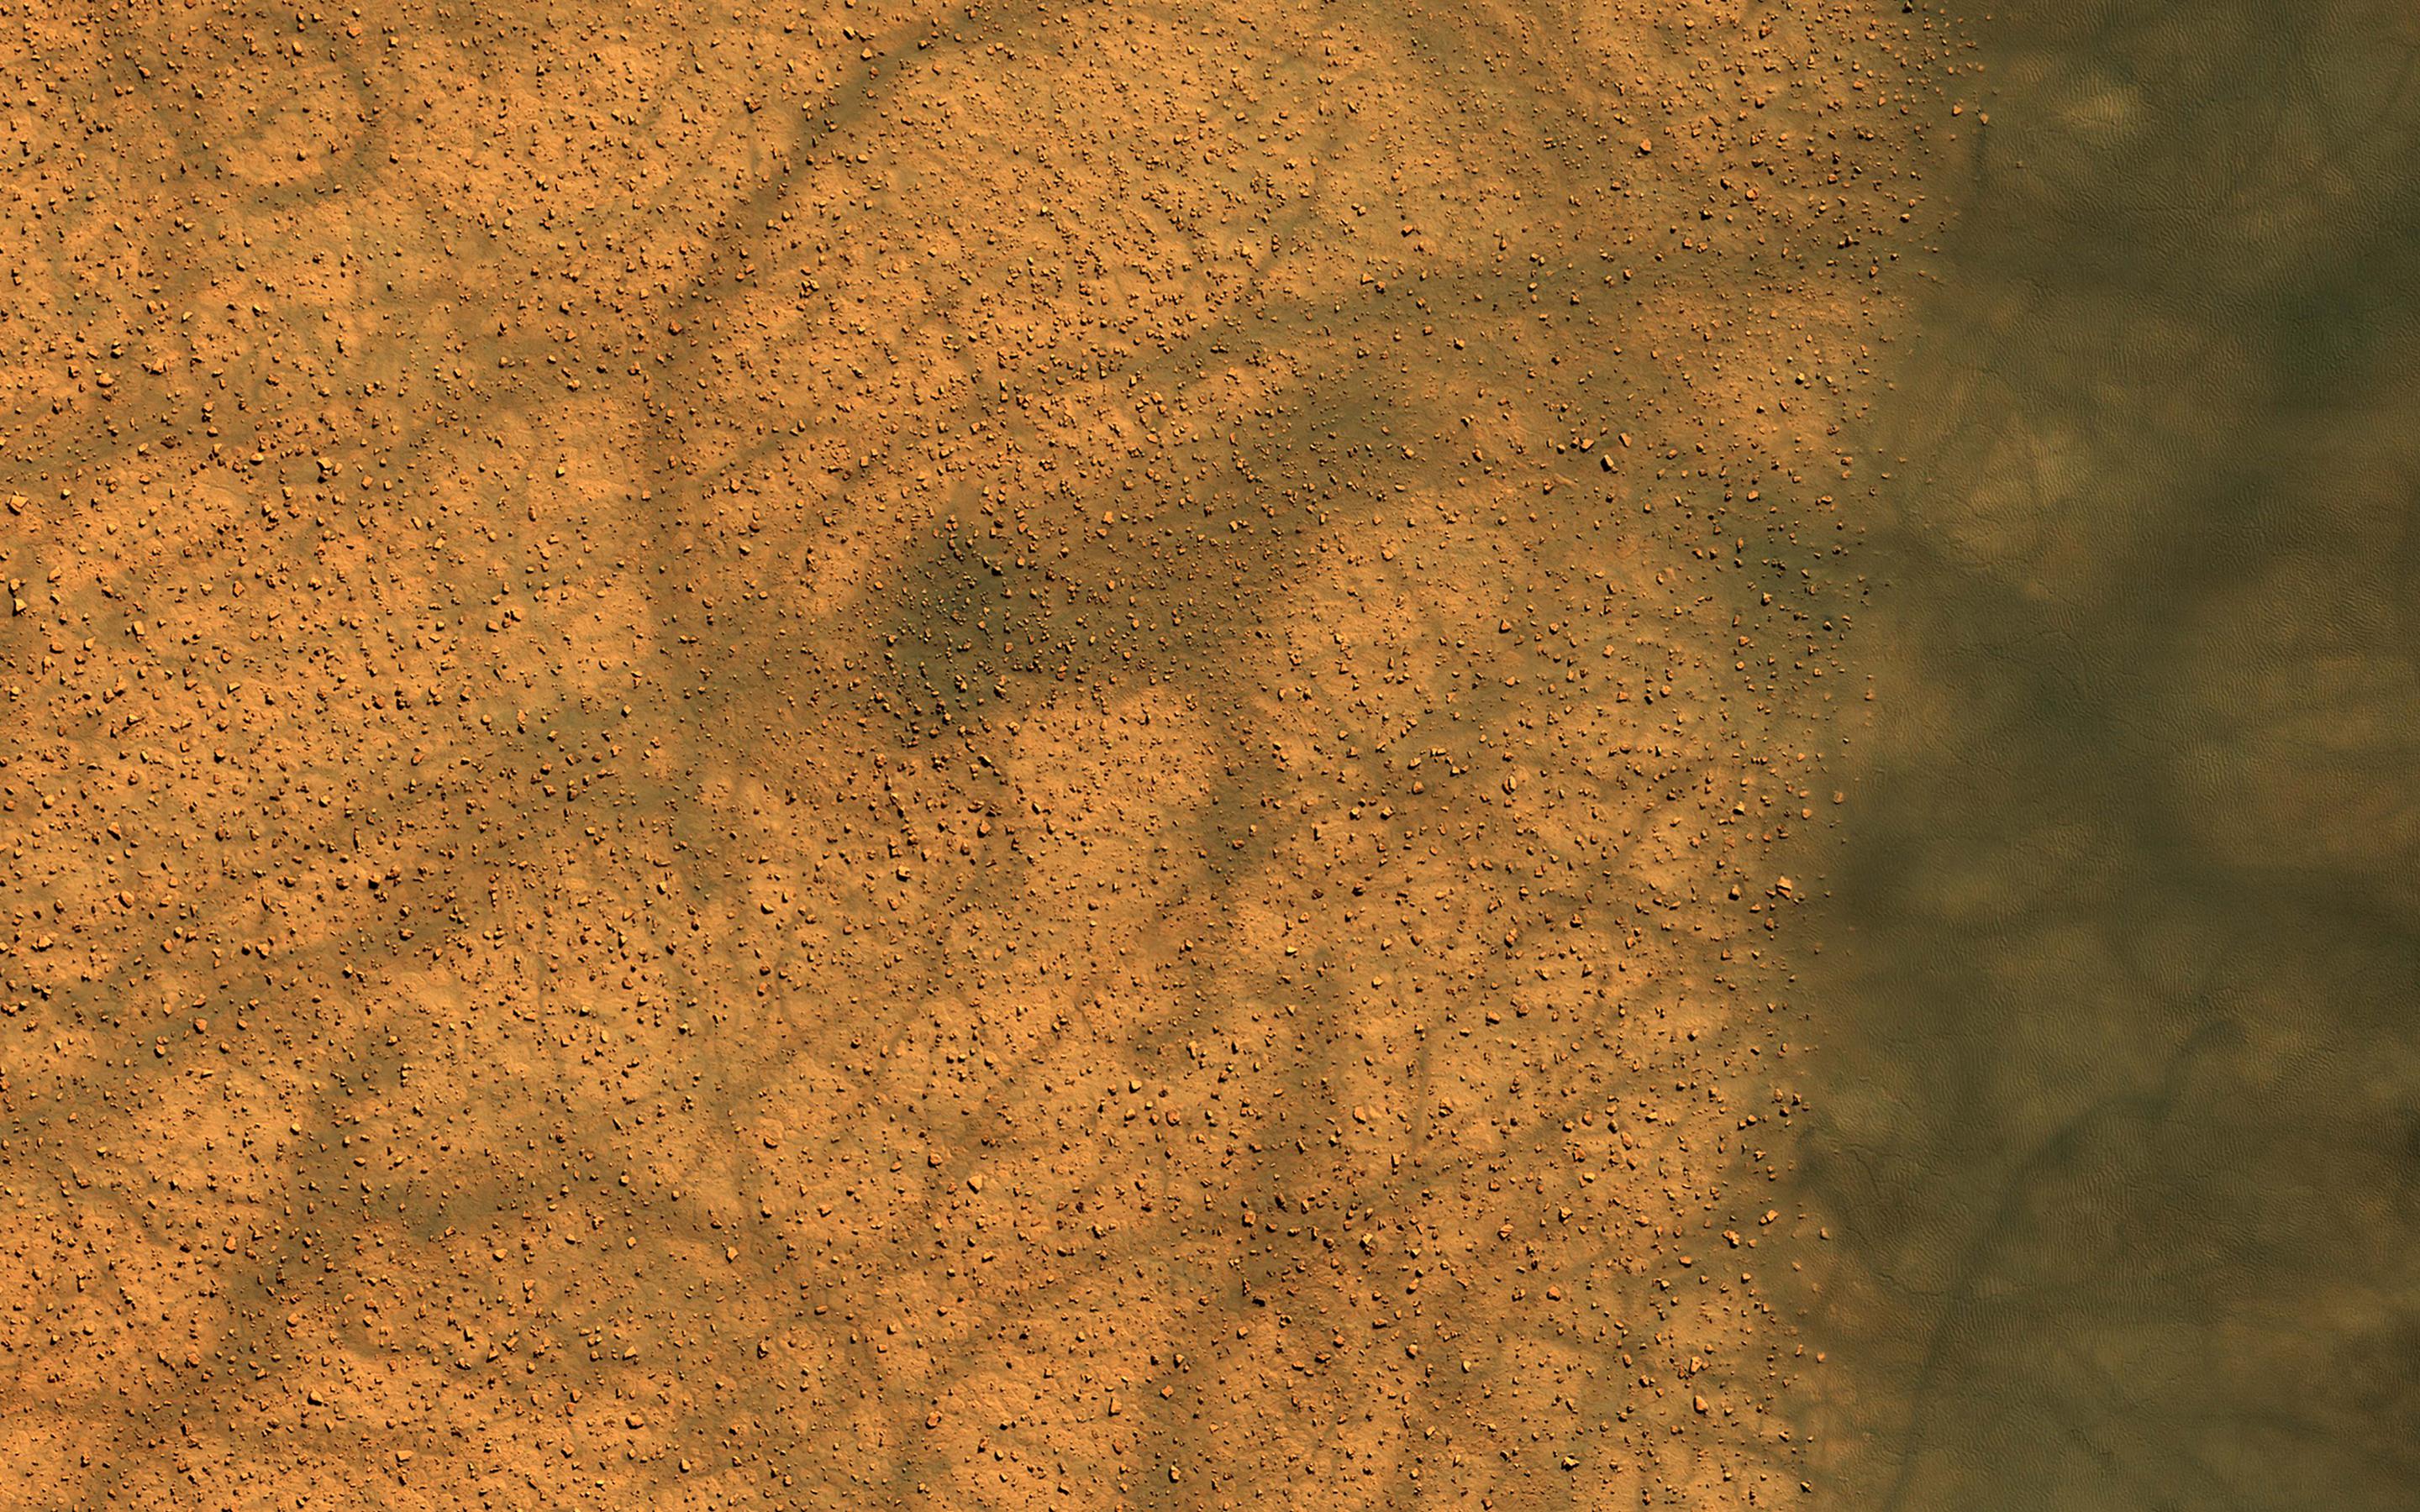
[{"x1": 2, "y1": 0, "x2": 1965, "y2": 1504}]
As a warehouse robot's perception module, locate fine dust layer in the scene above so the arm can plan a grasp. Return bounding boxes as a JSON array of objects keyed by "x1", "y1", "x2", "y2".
[
  {"x1": 1797, "y1": 2, "x2": 2420, "y2": 1509},
  {"x1": 1, "y1": 1, "x2": 1956, "y2": 1506}
]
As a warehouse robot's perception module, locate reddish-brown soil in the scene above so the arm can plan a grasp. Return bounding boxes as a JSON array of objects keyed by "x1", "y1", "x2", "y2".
[{"x1": 2, "y1": 0, "x2": 1967, "y2": 1504}]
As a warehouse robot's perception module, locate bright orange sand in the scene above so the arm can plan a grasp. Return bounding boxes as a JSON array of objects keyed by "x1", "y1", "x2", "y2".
[{"x1": 2, "y1": 0, "x2": 1965, "y2": 1504}]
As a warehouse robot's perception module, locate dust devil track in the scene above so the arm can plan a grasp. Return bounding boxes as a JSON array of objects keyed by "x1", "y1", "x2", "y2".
[{"x1": 1801, "y1": 3, "x2": 2420, "y2": 1505}]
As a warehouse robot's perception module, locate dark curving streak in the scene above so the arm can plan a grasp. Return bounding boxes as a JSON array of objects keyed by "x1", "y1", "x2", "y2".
[{"x1": 1803, "y1": 2, "x2": 2420, "y2": 1508}]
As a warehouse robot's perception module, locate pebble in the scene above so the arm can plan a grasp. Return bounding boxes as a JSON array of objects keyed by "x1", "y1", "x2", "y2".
[{"x1": 0, "y1": 1, "x2": 1961, "y2": 1504}]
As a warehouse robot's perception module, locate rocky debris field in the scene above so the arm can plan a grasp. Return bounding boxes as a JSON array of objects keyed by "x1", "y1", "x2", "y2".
[{"x1": 0, "y1": 0, "x2": 1972, "y2": 1504}]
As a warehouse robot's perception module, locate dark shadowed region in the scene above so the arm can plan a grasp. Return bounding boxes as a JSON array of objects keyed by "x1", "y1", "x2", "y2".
[{"x1": 1795, "y1": 3, "x2": 2420, "y2": 1506}]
